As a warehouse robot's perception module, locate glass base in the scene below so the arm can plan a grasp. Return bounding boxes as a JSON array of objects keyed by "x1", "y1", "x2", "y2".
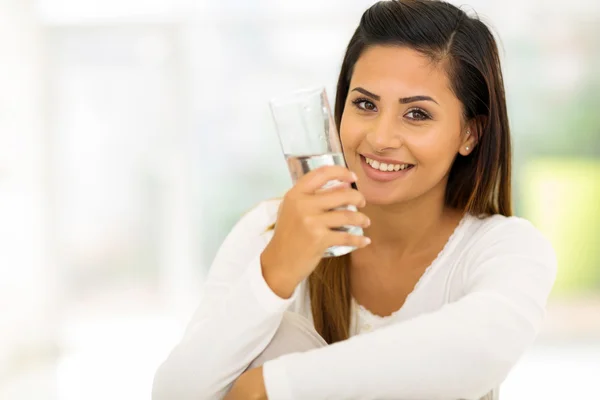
[
  {"x1": 323, "y1": 244, "x2": 357, "y2": 257},
  {"x1": 323, "y1": 224, "x2": 364, "y2": 257}
]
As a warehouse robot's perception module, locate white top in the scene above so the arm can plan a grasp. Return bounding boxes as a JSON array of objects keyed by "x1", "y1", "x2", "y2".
[{"x1": 152, "y1": 199, "x2": 557, "y2": 400}]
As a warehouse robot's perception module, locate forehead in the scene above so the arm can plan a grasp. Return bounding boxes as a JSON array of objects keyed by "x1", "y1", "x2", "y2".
[{"x1": 349, "y1": 45, "x2": 455, "y2": 101}]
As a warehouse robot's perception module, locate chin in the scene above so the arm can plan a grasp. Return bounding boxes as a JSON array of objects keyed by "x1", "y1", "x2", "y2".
[{"x1": 360, "y1": 186, "x2": 413, "y2": 206}]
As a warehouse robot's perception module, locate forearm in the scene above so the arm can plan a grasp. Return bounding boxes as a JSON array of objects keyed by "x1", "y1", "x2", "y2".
[{"x1": 264, "y1": 292, "x2": 540, "y2": 400}]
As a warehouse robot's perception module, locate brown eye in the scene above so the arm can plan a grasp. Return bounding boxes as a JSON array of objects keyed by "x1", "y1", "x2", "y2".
[
  {"x1": 352, "y1": 98, "x2": 377, "y2": 112},
  {"x1": 405, "y1": 109, "x2": 431, "y2": 121},
  {"x1": 362, "y1": 101, "x2": 376, "y2": 111}
]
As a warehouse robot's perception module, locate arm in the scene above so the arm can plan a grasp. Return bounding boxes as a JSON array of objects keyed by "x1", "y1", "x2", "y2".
[
  {"x1": 152, "y1": 200, "x2": 294, "y2": 400},
  {"x1": 262, "y1": 219, "x2": 557, "y2": 400}
]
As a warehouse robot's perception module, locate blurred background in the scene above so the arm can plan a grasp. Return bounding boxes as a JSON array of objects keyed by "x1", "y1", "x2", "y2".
[{"x1": 0, "y1": 0, "x2": 598, "y2": 399}]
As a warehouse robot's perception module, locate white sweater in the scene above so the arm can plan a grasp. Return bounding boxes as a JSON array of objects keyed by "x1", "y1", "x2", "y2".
[{"x1": 152, "y1": 199, "x2": 557, "y2": 400}]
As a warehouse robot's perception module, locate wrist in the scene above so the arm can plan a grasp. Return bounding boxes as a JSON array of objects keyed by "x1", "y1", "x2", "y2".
[{"x1": 260, "y1": 250, "x2": 298, "y2": 299}]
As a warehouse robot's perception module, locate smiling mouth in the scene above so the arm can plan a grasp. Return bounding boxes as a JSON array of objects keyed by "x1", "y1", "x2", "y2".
[{"x1": 363, "y1": 156, "x2": 415, "y2": 172}]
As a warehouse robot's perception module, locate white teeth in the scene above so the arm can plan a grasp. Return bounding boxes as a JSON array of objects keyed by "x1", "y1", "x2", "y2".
[{"x1": 365, "y1": 157, "x2": 412, "y2": 172}]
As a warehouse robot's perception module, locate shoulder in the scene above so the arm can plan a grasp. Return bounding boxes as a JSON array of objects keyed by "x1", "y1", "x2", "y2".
[
  {"x1": 231, "y1": 198, "x2": 282, "y2": 238},
  {"x1": 459, "y1": 214, "x2": 557, "y2": 282},
  {"x1": 465, "y1": 213, "x2": 555, "y2": 260},
  {"x1": 206, "y1": 198, "x2": 282, "y2": 281},
  {"x1": 212, "y1": 198, "x2": 282, "y2": 259}
]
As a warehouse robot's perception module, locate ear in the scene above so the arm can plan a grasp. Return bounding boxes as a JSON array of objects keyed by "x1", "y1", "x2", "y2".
[{"x1": 458, "y1": 116, "x2": 485, "y2": 156}]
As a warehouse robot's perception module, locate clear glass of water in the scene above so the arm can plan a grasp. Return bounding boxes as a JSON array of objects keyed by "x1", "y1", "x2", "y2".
[{"x1": 269, "y1": 87, "x2": 363, "y2": 257}]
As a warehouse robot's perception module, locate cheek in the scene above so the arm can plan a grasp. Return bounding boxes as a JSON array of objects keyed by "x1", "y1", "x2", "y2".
[{"x1": 409, "y1": 127, "x2": 460, "y2": 167}]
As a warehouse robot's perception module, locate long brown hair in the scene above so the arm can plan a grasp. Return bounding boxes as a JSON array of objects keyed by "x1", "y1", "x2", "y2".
[{"x1": 270, "y1": 0, "x2": 512, "y2": 344}]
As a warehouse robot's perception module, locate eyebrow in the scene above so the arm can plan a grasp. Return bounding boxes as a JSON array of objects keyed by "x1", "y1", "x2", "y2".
[{"x1": 351, "y1": 87, "x2": 439, "y2": 105}]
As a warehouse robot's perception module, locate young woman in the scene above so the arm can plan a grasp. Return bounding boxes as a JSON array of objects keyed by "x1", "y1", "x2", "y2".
[{"x1": 152, "y1": 1, "x2": 556, "y2": 399}]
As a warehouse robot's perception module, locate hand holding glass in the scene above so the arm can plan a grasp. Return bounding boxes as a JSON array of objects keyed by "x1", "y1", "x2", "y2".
[{"x1": 269, "y1": 87, "x2": 364, "y2": 257}]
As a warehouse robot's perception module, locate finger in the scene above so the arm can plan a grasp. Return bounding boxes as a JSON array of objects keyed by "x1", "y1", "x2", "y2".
[
  {"x1": 296, "y1": 165, "x2": 357, "y2": 194},
  {"x1": 310, "y1": 187, "x2": 366, "y2": 211},
  {"x1": 326, "y1": 231, "x2": 371, "y2": 249},
  {"x1": 319, "y1": 210, "x2": 371, "y2": 229}
]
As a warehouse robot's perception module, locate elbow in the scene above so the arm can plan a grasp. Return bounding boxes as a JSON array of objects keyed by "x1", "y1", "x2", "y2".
[
  {"x1": 151, "y1": 354, "x2": 231, "y2": 400},
  {"x1": 459, "y1": 356, "x2": 513, "y2": 400},
  {"x1": 151, "y1": 357, "x2": 204, "y2": 400},
  {"x1": 451, "y1": 342, "x2": 525, "y2": 400},
  {"x1": 455, "y1": 303, "x2": 543, "y2": 398},
  {"x1": 152, "y1": 358, "x2": 184, "y2": 400}
]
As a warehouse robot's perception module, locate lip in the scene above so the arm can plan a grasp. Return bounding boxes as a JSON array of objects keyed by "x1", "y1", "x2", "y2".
[
  {"x1": 361, "y1": 153, "x2": 413, "y2": 165},
  {"x1": 360, "y1": 155, "x2": 415, "y2": 182}
]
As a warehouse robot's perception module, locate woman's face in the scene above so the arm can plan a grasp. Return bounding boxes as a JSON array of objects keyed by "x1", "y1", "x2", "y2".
[{"x1": 340, "y1": 45, "x2": 475, "y2": 206}]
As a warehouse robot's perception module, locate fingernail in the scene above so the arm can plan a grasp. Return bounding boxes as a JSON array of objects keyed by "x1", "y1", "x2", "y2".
[
  {"x1": 363, "y1": 237, "x2": 371, "y2": 245},
  {"x1": 351, "y1": 172, "x2": 358, "y2": 181},
  {"x1": 365, "y1": 218, "x2": 371, "y2": 227}
]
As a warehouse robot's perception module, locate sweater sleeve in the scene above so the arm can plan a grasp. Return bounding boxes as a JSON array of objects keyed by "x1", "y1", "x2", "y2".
[
  {"x1": 152, "y1": 200, "x2": 294, "y2": 400},
  {"x1": 262, "y1": 218, "x2": 557, "y2": 400}
]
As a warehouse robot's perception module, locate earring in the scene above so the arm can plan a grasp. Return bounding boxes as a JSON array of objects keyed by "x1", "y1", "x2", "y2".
[{"x1": 466, "y1": 146, "x2": 470, "y2": 151}]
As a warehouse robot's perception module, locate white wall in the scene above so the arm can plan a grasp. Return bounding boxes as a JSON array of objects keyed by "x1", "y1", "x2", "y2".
[{"x1": 0, "y1": 0, "x2": 58, "y2": 379}]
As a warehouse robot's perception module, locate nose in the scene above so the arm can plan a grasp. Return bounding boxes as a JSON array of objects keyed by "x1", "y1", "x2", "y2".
[{"x1": 365, "y1": 112, "x2": 402, "y2": 152}]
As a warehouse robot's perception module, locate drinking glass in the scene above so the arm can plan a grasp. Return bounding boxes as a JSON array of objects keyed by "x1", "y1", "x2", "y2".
[{"x1": 269, "y1": 87, "x2": 363, "y2": 257}]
